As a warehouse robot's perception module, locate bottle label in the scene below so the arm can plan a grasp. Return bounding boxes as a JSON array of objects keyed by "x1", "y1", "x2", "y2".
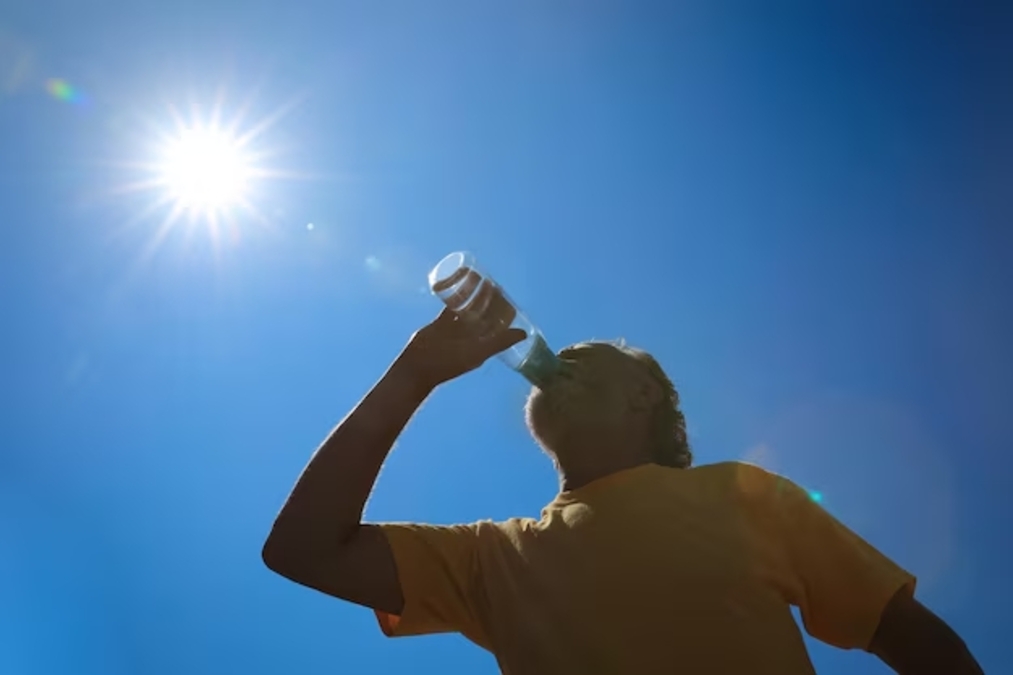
[{"x1": 519, "y1": 333, "x2": 560, "y2": 388}]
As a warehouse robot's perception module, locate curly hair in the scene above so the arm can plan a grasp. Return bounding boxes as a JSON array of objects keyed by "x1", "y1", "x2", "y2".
[{"x1": 613, "y1": 344, "x2": 693, "y2": 469}]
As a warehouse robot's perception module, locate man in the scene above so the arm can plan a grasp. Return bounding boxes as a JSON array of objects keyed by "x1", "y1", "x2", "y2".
[{"x1": 262, "y1": 308, "x2": 983, "y2": 674}]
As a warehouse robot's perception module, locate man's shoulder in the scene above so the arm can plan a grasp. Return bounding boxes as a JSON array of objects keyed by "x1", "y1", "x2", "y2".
[
  {"x1": 433, "y1": 516, "x2": 539, "y2": 538},
  {"x1": 377, "y1": 517, "x2": 541, "y2": 553},
  {"x1": 688, "y1": 459, "x2": 777, "y2": 481},
  {"x1": 483, "y1": 516, "x2": 541, "y2": 535},
  {"x1": 447, "y1": 516, "x2": 543, "y2": 554},
  {"x1": 688, "y1": 461, "x2": 800, "y2": 500}
]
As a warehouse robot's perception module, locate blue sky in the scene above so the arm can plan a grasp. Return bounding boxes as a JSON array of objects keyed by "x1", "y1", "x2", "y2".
[{"x1": 1, "y1": 2, "x2": 1010, "y2": 673}]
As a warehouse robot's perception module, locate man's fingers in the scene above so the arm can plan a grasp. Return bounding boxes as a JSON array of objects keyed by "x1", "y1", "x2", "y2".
[
  {"x1": 489, "y1": 328, "x2": 528, "y2": 353},
  {"x1": 434, "y1": 306, "x2": 457, "y2": 325}
]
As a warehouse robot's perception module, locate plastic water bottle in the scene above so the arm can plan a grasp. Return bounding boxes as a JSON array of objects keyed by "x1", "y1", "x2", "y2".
[{"x1": 428, "y1": 251, "x2": 561, "y2": 388}]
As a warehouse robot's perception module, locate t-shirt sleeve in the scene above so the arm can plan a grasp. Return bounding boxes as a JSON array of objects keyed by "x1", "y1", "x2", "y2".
[
  {"x1": 769, "y1": 475, "x2": 917, "y2": 650},
  {"x1": 374, "y1": 522, "x2": 490, "y2": 647}
]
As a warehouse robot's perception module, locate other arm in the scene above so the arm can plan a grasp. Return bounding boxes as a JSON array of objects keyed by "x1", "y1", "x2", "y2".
[
  {"x1": 761, "y1": 467, "x2": 984, "y2": 674},
  {"x1": 869, "y1": 589, "x2": 984, "y2": 675}
]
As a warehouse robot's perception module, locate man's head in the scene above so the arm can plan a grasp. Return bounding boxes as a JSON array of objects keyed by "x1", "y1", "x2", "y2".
[{"x1": 524, "y1": 341, "x2": 692, "y2": 473}]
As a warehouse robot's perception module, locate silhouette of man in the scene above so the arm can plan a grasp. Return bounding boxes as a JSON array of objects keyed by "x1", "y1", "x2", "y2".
[{"x1": 263, "y1": 308, "x2": 982, "y2": 674}]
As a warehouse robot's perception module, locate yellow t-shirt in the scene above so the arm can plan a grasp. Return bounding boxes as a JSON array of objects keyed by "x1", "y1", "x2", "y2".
[{"x1": 375, "y1": 461, "x2": 915, "y2": 674}]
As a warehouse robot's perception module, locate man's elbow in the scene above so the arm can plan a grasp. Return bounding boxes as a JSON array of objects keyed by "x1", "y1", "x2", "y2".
[
  {"x1": 946, "y1": 637, "x2": 985, "y2": 675},
  {"x1": 261, "y1": 523, "x2": 316, "y2": 580},
  {"x1": 261, "y1": 531, "x2": 293, "y2": 576},
  {"x1": 260, "y1": 523, "x2": 357, "y2": 581},
  {"x1": 929, "y1": 641, "x2": 985, "y2": 675},
  {"x1": 958, "y1": 646, "x2": 985, "y2": 675}
]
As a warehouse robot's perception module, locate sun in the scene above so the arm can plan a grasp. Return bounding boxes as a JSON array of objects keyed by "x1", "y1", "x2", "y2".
[
  {"x1": 159, "y1": 125, "x2": 253, "y2": 215},
  {"x1": 108, "y1": 93, "x2": 312, "y2": 262}
]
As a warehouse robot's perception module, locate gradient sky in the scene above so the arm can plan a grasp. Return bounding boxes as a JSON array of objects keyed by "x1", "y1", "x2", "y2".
[{"x1": 1, "y1": 2, "x2": 1010, "y2": 674}]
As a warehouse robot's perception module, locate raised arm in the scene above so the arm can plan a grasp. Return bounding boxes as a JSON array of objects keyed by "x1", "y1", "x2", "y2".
[
  {"x1": 261, "y1": 349, "x2": 429, "y2": 614},
  {"x1": 261, "y1": 308, "x2": 524, "y2": 613},
  {"x1": 869, "y1": 589, "x2": 984, "y2": 675}
]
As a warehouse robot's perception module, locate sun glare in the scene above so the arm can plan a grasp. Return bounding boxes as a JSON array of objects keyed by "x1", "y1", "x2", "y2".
[
  {"x1": 111, "y1": 94, "x2": 308, "y2": 261},
  {"x1": 160, "y1": 126, "x2": 252, "y2": 213}
]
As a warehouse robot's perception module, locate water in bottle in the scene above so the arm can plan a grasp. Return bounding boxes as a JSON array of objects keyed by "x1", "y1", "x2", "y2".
[{"x1": 428, "y1": 251, "x2": 561, "y2": 388}]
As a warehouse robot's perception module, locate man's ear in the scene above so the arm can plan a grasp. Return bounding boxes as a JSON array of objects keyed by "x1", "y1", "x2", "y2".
[{"x1": 629, "y1": 377, "x2": 663, "y2": 412}]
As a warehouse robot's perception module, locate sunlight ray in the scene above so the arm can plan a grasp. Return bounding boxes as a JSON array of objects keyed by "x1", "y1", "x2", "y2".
[{"x1": 235, "y1": 94, "x2": 305, "y2": 148}]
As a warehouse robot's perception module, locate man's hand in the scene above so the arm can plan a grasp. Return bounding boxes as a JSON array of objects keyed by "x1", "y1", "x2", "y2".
[{"x1": 399, "y1": 307, "x2": 527, "y2": 391}]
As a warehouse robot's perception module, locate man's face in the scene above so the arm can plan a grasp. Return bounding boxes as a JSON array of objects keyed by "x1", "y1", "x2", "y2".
[{"x1": 525, "y1": 342, "x2": 649, "y2": 455}]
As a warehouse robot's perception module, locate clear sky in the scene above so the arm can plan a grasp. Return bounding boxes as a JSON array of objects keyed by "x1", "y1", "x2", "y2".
[{"x1": 1, "y1": 2, "x2": 1010, "y2": 674}]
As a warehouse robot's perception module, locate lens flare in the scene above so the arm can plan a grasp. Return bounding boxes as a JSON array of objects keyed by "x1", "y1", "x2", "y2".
[{"x1": 46, "y1": 78, "x2": 85, "y2": 104}]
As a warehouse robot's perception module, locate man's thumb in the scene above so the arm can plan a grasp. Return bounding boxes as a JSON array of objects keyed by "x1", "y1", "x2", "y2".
[{"x1": 498, "y1": 328, "x2": 528, "y2": 350}]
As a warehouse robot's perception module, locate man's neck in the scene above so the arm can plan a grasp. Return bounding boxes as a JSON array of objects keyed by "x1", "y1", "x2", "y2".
[{"x1": 557, "y1": 447, "x2": 655, "y2": 493}]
